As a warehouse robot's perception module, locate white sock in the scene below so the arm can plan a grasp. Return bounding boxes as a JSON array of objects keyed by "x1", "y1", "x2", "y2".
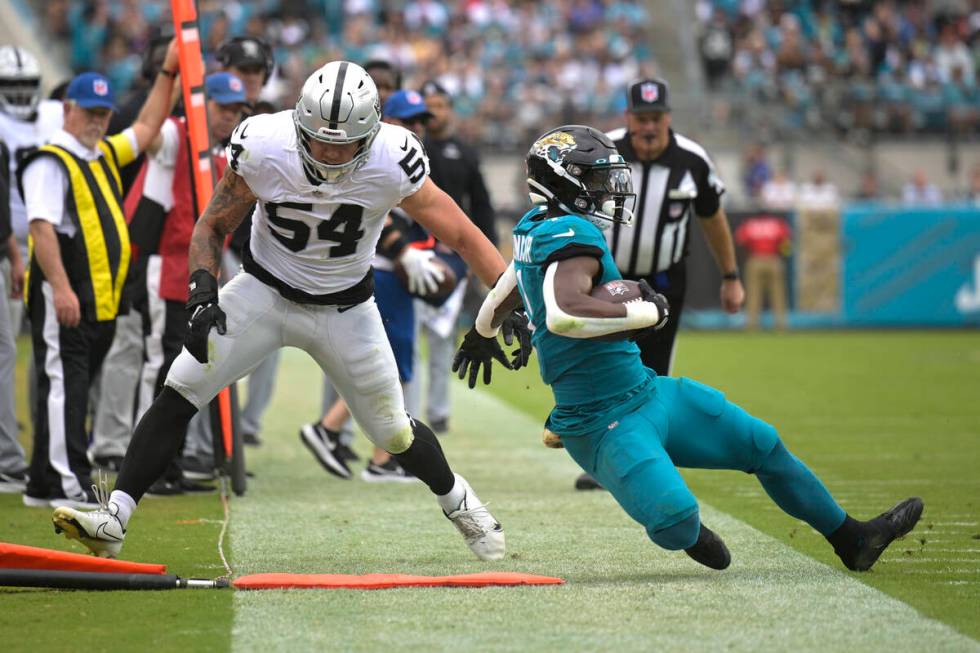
[
  {"x1": 109, "y1": 490, "x2": 136, "y2": 529},
  {"x1": 436, "y1": 474, "x2": 467, "y2": 513}
]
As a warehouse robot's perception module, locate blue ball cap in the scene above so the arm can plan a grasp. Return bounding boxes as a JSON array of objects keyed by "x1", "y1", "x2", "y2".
[
  {"x1": 205, "y1": 72, "x2": 248, "y2": 106},
  {"x1": 383, "y1": 89, "x2": 433, "y2": 121},
  {"x1": 66, "y1": 72, "x2": 116, "y2": 110}
]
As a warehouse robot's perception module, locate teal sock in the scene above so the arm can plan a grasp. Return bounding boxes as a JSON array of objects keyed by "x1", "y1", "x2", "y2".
[{"x1": 755, "y1": 441, "x2": 846, "y2": 536}]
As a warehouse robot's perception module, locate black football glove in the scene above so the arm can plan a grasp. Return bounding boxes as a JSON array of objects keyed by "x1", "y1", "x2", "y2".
[
  {"x1": 633, "y1": 279, "x2": 670, "y2": 340},
  {"x1": 452, "y1": 326, "x2": 512, "y2": 388},
  {"x1": 184, "y1": 269, "x2": 226, "y2": 364},
  {"x1": 500, "y1": 309, "x2": 532, "y2": 369}
]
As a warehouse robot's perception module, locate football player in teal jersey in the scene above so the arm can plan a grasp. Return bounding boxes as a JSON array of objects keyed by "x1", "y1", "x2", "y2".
[{"x1": 453, "y1": 125, "x2": 923, "y2": 572}]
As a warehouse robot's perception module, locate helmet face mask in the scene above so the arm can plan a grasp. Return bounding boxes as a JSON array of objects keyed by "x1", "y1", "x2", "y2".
[
  {"x1": 526, "y1": 125, "x2": 636, "y2": 230},
  {"x1": 0, "y1": 46, "x2": 41, "y2": 121},
  {"x1": 293, "y1": 61, "x2": 381, "y2": 183}
]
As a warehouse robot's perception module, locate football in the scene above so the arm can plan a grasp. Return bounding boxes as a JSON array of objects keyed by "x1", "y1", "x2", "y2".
[
  {"x1": 589, "y1": 279, "x2": 646, "y2": 341},
  {"x1": 394, "y1": 253, "x2": 458, "y2": 303},
  {"x1": 590, "y1": 279, "x2": 644, "y2": 304}
]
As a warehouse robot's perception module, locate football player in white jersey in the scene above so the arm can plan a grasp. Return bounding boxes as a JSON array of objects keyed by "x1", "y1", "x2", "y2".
[
  {"x1": 0, "y1": 46, "x2": 61, "y2": 492},
  {"x1": 0, "y1": 47, "x2": 63, "y2": 254},
  {"x1": 53, "y1": 61, "x2": 518, "y2": 561}
]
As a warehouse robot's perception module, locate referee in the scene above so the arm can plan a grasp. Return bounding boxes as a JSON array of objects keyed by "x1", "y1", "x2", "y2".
[
  {"x1": 576, "y1": 78, "x2": 745, "y2": 491},
  {"x1": 19, "y1": 46, "x2": 179, "y2": 508}
]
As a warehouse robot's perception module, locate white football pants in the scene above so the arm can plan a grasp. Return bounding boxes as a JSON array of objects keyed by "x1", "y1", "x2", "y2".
[{"x1": 166, "y1": 272, "x2": 412, "y2": 453}]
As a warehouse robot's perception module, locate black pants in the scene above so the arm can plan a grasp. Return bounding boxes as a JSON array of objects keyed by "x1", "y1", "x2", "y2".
[
  {"x1": 134, "y1": 256, "x2": 191, "y2": 483},
  {"x1": 28, "y1": 285, "x2": 115, "y2": 499},
  {"x1": 138, "y1": 298, "x2": 189, "y2": 402},
  {"x1": 630, "y1": 265, "x2": 686, "y2": 377}
]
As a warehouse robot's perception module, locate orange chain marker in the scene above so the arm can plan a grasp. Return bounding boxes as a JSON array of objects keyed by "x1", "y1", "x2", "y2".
[{"x1": 170, "y1": 0, "x2": 234, "y2": 461}]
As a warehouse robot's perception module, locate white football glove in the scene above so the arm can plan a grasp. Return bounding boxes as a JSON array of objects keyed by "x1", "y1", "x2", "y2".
[{"x1": 399, "y1": 247, "x2": 446, "y2": 296}]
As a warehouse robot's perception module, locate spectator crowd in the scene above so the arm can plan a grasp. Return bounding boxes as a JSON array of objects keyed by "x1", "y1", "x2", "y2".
[
  {"x1": 40, "y1": 0, "x2": 655, "y2": 150},
  {"x1": 697, "y1": 0, "x2": 980, "y2": 136}
]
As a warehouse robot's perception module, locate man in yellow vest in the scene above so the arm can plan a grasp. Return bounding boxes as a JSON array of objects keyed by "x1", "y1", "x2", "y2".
[{"x1": 18, "y1": 41, "x2": 180, "y2": 509}]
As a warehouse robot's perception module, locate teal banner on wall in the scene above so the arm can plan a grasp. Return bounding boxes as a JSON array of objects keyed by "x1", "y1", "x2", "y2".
[{"x1": 842, "y1": 205, "x2": 980, "y2": 326}]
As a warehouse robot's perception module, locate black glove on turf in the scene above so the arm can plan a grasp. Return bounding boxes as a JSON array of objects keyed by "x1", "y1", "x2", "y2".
[
  {"x1": 184, "y1": 269, "x2": 226, "y2": 364},
  {"x1": 633, "y1": 279, "x2": 670, "y2": 340},
  {"x1": 452, "y1": 326, "x2": 512, "y2": 388},
  {"x1": 500, "y1": 309, "x2": 532, "y2": 369}
]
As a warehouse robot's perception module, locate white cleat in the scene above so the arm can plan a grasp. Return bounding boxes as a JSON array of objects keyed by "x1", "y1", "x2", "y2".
[
  {"x1": 444, "y1": 476, "x2": 505, "y2": 561},
  {"x1": 52, "y1": 504, "x2": 126, "y2": 559}
]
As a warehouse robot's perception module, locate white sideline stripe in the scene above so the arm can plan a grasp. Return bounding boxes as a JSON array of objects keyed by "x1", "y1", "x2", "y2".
[
  {"x1": 41, "y1": 282, "x2": 83, "y2": 499},
  {"x1": 231, "y1": 351, "x2": 979, "y2": 651}
]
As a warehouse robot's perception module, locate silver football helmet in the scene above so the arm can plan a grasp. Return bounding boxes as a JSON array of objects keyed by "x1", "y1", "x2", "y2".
[
  {"x1": 0, "y1": 46, "x2": 41, "y2": 120},
  {"x1": 293, "y1": 61, "x2": 381, "y2": 183}
]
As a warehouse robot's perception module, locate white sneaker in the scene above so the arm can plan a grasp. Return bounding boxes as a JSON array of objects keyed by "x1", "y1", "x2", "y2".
[
  {"x1": 361, "y1": 459, "x2": 417, "y2": 483},
  {"x1": 50, "y1": 492, "x2": 100, "y2": 510},
  {"x1": 444, "y1": 476, "x2": 505, "y2": 561},
  {"x1": 52, "y1": 501, "x2": 126, "y2": 559},
  {"x1": 0, "y1": 471, "x2": 28, "y2": 494}
]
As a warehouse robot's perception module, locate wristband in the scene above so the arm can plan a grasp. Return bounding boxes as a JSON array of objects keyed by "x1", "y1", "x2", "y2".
[
  {"x1": 159, "y1": 69, "x2": 178, "y2": 79},
  {"x1": 722, "y1": 271, "x2": 739, "y2": 281},
  {"x1": 377, "y1": 223, "x2": 410, "y2": 260}
]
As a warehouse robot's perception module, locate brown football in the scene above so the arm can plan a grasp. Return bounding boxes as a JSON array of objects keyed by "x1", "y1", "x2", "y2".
[
  {"x1": 589, "y1": 279, "x2": 646, "y2": 341},
  {"x1": 394, "y1": 255, "x2": 458, "y2": 302}
]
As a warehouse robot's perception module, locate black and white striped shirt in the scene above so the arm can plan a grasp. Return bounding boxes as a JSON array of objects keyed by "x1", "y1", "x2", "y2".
[{"x1": 606, "y1": 128, "x2": 725, "y2": 278}]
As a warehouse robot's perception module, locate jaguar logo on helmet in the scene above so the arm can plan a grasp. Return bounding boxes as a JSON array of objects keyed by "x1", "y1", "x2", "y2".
[
  {"x1": 525, "y1": 125, "x2": 636, "y2": 232},
  {"x1": 532, "y1": 131, "x2": 576, "y2": 163}
]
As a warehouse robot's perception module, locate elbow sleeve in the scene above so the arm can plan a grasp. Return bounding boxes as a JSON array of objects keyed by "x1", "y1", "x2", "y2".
[
  {"x1": 542, "y1": 263, "x2": 662, "y2": 339},
  {"x1": 475, "y1": 261, "x2": 518, "y2": 337}
]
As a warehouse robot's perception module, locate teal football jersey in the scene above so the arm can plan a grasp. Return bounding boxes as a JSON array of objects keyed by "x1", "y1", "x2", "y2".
[{"x1": 512, "y1": 207, "x2": 650, "y2": 414}]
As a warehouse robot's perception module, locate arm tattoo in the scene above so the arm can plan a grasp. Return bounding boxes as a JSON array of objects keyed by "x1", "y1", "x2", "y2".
[{"x1": 188, "y1": 172, "x2": 257, "y2": 275}]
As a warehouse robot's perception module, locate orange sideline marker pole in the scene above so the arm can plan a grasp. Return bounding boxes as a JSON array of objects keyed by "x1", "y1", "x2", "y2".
[
  {"x1": 0, "y1": 541, "x2": 167, "y2": 575},
  {"x1": 171, "y1": 0, "x2": 234, "y2": 459}
]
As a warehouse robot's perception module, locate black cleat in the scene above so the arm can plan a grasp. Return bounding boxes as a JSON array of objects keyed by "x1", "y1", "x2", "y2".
[
  {"x1": 574, "y1": 472, "x2": 605, "y2": 491},
  {"x1": 830, "y1": 497, "x2": 924, "y2": 572},
  {"x1": 335, "y1": 441, "x2": 360, "y2": 462},
  {"x1": 684, "y1": 524, "x2": 731, "y2": 570}
]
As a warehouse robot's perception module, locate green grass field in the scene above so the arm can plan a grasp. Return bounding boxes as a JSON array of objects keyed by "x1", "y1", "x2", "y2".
[{"x1": 1, "y1": 331, "x2": 978, "y2": 651}]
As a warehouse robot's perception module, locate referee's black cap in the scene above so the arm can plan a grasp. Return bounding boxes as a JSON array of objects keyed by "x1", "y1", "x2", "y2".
[{"x1": 627, "y1": 78, "x2": 670, "y2": 113}]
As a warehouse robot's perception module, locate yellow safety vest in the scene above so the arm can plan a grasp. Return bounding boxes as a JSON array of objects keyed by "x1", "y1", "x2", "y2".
[{"x1": 20, "y1": 133, "x2": 135, "y2": 321}]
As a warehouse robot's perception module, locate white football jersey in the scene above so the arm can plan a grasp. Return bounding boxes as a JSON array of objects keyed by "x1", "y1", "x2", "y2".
[
  {"x1": 0, "y1": 99, "x2": 63, "y2": 240},
  {"x1": 226, "y1": 111, "x2": 429, "y2": 294}
]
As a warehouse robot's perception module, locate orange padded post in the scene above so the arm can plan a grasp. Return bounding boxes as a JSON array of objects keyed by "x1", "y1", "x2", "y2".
[
  {"x1": 0, "y1": 542, "x2": 167, "y2": 575},
  {"x1": 233, "y1": 571, "x2": 565, "y2": 590}
]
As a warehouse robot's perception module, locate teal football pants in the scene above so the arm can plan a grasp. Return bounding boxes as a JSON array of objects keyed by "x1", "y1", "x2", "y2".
[{"x1": 561, "y1": 376, "x2": 846, "y2": 550}]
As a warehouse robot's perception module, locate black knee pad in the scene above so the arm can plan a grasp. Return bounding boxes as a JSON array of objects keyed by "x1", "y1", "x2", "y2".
[{"x1": 157, "y1": 386, "x2": 200, "y2": 422}]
